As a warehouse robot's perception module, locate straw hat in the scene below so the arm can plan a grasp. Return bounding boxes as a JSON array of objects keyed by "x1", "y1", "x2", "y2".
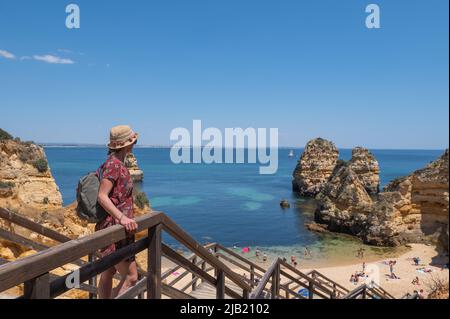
[{"x1": 108, "y1": 125, "x2": 138, "y2": 150}]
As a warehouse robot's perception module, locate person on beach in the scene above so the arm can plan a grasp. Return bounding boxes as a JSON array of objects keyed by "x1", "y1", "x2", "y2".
[
  {"x1": 255, "y1": 249, "x2": 261, "y2": 259},
  {"x1": 357, "y1": 248, "x2": 365, "y2": 259},
  {"x1": 411, "y1": 276, "x2": 420, "y2": 286},
  {"x1": 96, "y1": 125, "x2": 139, "y2": 299},
  {"x1": 263, "y1": 254, "x2": 268, "y2": 263},
  {"x1": 304, "y1": 247, "x2": 312, "y2": 258},
  {"x1": 291, "y1": 255, "x2": 297, "y2": 265},
  {"x1": 362, "y1": 262, "x2": 366, "y2": 273}
]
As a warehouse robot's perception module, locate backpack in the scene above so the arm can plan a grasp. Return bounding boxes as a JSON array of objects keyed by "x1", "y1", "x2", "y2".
[{"x1": 76, "y1": 169, "x2": 108, "y2": 223}]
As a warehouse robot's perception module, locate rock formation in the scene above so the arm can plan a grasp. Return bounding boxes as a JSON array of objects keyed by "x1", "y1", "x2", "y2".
[
  {"x1": 125, "y1": 153, "x2": 144, "y2": 183},
  {"x1": 315, "y1": 150, "x2": 449, "y2": 248},
  {"x1": 349, "y1": 147, "x2": 380, "y2": 194},
  {"x1": 0, "y1": 138, "x2": 62, "y2": 209},
  {"x1": 292, "y1": 138, "x2": 339, "y2": 196},
  {"x1": 315, "y1": 161, "x2": 374, "y2": 237}
]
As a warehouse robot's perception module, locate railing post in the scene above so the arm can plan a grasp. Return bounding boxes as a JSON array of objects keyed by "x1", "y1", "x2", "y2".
[
  {"x1": 271, "y1": 262, "x2": 280, "y2": 299},
  {"x1": 192, "y1": 256, "x2": 198, "y2": 292},
  {"x1": 286, "y1": 283, "x2": 290, "y2": 299},
  {"x1": 147, "y1": 224, "x2": 162, "y2": 299},
  {"x1": 214, "y1": 246, "x2": 218, "y2": 278},
  {"x1": 24, "y1": 273, "x2": 50, "y2": 299},
  {"x1": 250, "y1": 265, "x2": 255, "y2": 286},
  {"x1": 201, "y1": 261, "x2": 206, "y2": 284},
  {"x1": 216, "y1": 269, "x2": 225, "y2": 299},
  {"x1": 309, "y1": 272, "x2": 315, "y2": 300},
  {"x1": 88, "y1": 254, "x2": 97, "y2": 300}
]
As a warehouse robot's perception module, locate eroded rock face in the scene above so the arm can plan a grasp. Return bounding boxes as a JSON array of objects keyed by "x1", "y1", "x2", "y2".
[
  {"x1": 0, "y1": 139, "x2": 62, "y2": 209},
  {"x1": 292, "y1": 138, "x2": 339, "y2": 196},
  {"x1": 316, "y1": 162, "x2": 374, "y2": 237},
  {"x1": 349, "y1": 147, "x2": 380, "y2": 194},
  {"x1": 125, "y1": 153, "x2": 144, "y2": 183},
  {"x1": 315, "y1": 150, "x2": 449, "y2": 248}
]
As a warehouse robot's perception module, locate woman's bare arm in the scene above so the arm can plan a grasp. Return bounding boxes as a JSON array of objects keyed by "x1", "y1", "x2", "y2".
[{"x1": 98, "y1": 179, "x2": 138, "y2": 232}]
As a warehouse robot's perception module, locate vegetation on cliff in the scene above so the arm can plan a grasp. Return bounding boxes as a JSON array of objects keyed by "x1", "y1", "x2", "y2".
[{"x1": 0, "y1": 128, "x2": 13, "y2": 141}]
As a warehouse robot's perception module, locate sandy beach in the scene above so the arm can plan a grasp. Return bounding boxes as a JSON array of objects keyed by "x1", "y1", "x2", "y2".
[
  {"x1": 154, "y1": 243, "x2": 448, "y2": 299},
  {"x1": 239, "y1": 243, "x2": 449, "y2": 298}
]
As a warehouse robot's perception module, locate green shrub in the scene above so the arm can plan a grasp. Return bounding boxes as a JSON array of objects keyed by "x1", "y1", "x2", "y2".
[
  {"x1": 32, "y1": 158, "x2": 49, "y2": 173},
  {"x1": 134, "y1": 190, "x2": 150, "y2": 209},
  {"x1": 0, "y1": 181, "x2": 15, "y2": 189},
  {"x1": 0, "y1": 128, "x2": 13, "y2": 141}
]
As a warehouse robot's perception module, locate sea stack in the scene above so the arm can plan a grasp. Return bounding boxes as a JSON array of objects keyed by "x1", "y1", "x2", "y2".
[
  {"x1": 348, "y1": 147, "x2": 380, "y2": 195},
  {"x1": 125, "y1": 153, "x2": 144, "y2": 183},
  {"x1": 315, "y1": 150, "x2": 449, "y2": 248},
  {"x1": 292, "y1": 138, "x2": 339, "y2": 196}
]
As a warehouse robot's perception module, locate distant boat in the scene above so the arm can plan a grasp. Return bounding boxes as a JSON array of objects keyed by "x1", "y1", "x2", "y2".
[{"x1": 288, "y1": 150, "x2": 295, "y2": 158}]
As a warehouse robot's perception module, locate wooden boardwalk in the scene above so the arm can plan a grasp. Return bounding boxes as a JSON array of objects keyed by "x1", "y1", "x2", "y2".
[{"x1": 0, "y1": 207, "x2": 395, "y2": 300}]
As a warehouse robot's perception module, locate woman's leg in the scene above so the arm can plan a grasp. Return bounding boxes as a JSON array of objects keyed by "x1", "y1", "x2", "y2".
[
  {"x1": 98, "y1": 267, "x2": 117, "y2": 299},
  {"x1": 112, "y1": 259, "x2": 138, "y2": 298}
]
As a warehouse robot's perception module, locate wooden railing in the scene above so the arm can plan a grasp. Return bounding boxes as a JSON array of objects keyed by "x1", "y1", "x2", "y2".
[
  {"x1": 343, "y1": 282, "x2": 395, "y2": 300},
  {"x1": 0, "y1": 207, "x2": 397, "y2": 300},
  {"x1": 211, "y1": 244, "x2": 351, "y2": 299},
  {"x1": 0, "y1": 208, "x2": 251, "y2": 299}
]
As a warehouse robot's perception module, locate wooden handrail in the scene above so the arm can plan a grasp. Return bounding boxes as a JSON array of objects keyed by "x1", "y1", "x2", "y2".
[
  {"x1": 369, "y1": 282, "x2": 395, "y2": 299},
  {"x1": 250, "y1": 258, "x2": 281, "y2": 299},
  {"x1": 0, "y1": 207, "x2": 399, "y2": 300},
  {"x1": 215, "y1": 244, "x2": 267, "y2": 275},
  {"x1": 343, "y1": 284, "x2": 368, "y2": 299},
  {"x1": 279, "y1": 260, "x2": 340, "y2": 299},
  {"x1": 0, "y1": 212, "x2": 164, "y2": 292},
  {"x1": 161, "y1": 215, "x2": 252, "y2": 294},
  {"x1": 0, "y1": 208, "x2": 70, "y2": 243},
  {"x1": 309, "y1": 270, "x2": 349, "y2": 294}
]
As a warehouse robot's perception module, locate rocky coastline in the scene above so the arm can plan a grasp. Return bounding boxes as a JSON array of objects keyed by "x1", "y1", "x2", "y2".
[{"x1": 293, "y1": 138, "x2": 449, "y2": 250}]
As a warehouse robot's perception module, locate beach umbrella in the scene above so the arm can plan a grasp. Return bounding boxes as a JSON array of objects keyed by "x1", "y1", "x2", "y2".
[{"x1": 298, "y1": 288, "x2": 309, "y2": 298}]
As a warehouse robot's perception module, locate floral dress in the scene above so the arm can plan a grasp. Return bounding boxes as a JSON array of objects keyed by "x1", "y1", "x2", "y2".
[{"x1": 95, "y1": 155, "x2": 135, "y2": 262}]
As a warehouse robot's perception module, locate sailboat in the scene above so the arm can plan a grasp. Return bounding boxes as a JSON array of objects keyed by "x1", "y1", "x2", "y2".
[{"x1": 288, "y1": 150, "x2": 295, "y2": 158}]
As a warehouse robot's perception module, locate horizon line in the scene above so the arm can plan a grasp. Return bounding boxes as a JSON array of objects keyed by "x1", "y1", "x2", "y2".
[{"x1": 39, "y1": 142, "x2": 448, "y2": 151}]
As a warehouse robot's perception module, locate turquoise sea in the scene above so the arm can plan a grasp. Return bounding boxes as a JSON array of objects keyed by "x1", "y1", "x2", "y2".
[{"x1": 45, "y1": 147, "x2": 444, "y2": 265}]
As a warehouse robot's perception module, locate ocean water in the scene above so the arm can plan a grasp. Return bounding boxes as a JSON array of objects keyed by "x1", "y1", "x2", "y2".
[{"x1": 45, "y1": 147, "x2": 444, "y2": 264}]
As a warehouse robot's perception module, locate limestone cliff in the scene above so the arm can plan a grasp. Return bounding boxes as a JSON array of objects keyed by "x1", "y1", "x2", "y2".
[
  {"x1": 125, "y1": 153, "x2": 144, "y2": 183},
  {"x1": 0, "y1": 139, "x2": 62, "y2": 209},
  {"x1": 315, "y1": 150, "x2": 449, "y2": 248},
  {"x1": 292, "y1": 138, "x2": 339, "y2": 196}
]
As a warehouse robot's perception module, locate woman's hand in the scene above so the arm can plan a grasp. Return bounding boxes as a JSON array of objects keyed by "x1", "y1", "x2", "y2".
[{"x1": 119, "y1": 215, "x2": 138, "y2": 233}]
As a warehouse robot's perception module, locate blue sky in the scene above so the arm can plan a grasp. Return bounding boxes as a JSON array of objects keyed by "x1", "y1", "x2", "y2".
[{"x1": 0, "y1": 0, "x2": 448, "y2": 149}]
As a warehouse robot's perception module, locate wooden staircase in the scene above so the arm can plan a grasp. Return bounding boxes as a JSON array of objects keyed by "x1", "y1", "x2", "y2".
[{"x1": 0, "y1": 207, "x2": 395, "y2": 300}]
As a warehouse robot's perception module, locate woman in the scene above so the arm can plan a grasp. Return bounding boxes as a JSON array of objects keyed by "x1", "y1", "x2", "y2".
[{"x1": 96, "y1": 125, "x2": 139, "y2": 299}]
